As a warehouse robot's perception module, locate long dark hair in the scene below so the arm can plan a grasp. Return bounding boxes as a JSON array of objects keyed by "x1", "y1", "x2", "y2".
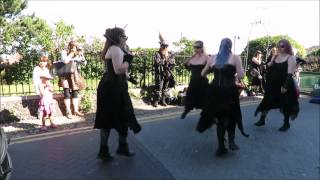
[
  {"x1": 278, "y1": 39, "x2": 293, "y2": 56},
  {"x1": 101, "y1": 27, "x2": 126, "y2": 60}
]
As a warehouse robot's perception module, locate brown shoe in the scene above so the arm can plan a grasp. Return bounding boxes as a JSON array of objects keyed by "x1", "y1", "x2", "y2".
[{"x1": 74, "y1": 111, "x2": 84, "y2": 117}]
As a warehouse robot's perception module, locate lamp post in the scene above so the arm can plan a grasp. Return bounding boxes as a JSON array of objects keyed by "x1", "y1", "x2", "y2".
[{"x1": 233, "y1": 35, "x2": 240, "y2": 54}]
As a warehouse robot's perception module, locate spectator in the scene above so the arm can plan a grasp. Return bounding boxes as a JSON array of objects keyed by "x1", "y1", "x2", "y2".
[
  {"x1": 33, "y1": 51, "x2": 50, "y2": 95},
  {"x1": 38, "y1": 71, "x2": 57, "y2": 131},
  {"x1": 58, "y1": 38, "x2": 86, "y2": 119}
]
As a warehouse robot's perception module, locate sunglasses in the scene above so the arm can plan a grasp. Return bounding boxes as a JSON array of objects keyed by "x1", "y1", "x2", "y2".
[
  {"x1": 278, "y1": 44, "x2": 285, "y2": 48},
  {"x1": 194, "y1": 46, "x2": 202, "y2": 49}
]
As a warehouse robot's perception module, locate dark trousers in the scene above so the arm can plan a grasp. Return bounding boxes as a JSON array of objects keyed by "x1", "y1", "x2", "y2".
[{"x1": 155, "y1": 75, "x2": 169, "y2": 103}]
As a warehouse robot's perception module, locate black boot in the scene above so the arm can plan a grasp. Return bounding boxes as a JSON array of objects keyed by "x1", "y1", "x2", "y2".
[
  {"x1": 97, "y1": 145, "x2": 113, "y2": 161},
  {"x1": 181, "y1": 109, "x2": 190, "y2": 119},
  {"x1": 216, "y1": 126, "x2": 228, "y2": 156},
  {"x1": 279, "y1": 117, "x2": 290, "y2": 132},
  {"x1": 254, "y1": 114, "x2": 266, "y2": 126},
  {"x1": 117, "y1": 143, "x2": 135, "y2": 157},
  {"x1": 228, "y1": 129, "x2": 239, "y2": 151}
]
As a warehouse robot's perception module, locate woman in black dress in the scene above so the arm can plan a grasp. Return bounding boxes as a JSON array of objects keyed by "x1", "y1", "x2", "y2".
[
  {"x1": 197, "y1": 38, "x2": 249, "y2": 156},
  {"x1": 94, "y1": 27, "x2": 142, "y2": 161},
  {"x1": 254, "y1": 39, "x2": 299, "y2": 131},
  {"x1": 181, "y1": 41, "x2": 209, "y2": 119}
]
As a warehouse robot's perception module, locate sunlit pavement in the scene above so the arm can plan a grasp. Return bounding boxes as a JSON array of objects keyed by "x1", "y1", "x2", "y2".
[{"x1": 8, "y1": 97, "x2": 319, "y2": 180}]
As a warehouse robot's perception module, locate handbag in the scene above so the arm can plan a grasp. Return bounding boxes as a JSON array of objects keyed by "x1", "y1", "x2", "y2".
[
  {"x1": 54, "y1": 61, "x2": 77, "y2": 76},
  {"x1": 74, "y1": 71, "x2": 86, "y2": 90}
]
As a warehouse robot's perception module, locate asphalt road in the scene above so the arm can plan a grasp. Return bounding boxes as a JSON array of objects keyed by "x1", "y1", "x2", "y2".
[{"x1": 8, "y1": 97, "x2": 319, "y2": 180}]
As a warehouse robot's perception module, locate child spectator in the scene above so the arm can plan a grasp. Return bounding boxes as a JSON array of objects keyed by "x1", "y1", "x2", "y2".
[
  {"x1": 38, "y1": 72, "x2": 57, "y2": 131},
  {"x1": 33, "y1": 52, "x2": 50, "y2": 95}
]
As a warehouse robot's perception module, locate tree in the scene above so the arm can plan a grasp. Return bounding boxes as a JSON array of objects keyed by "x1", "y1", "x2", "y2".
[
  {"x1": 0, "y1": 0, "x2": 27, "y2": 20},
  {"x1": 2, "y1": 15, "x2": 54, "y2": 83},
  {"x1": 53, "y1": 19, "x2": 75, "y2": 53}
]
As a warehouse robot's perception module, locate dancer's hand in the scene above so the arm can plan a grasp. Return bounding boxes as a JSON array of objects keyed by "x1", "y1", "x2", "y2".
[{"x1": 281, "y1": 86, "x2": 287, "y2": 94}]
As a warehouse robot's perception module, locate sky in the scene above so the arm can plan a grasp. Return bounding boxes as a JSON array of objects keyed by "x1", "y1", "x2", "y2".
[{"x1": 23, "y1": 0, "x2": 319, "y2": 54}]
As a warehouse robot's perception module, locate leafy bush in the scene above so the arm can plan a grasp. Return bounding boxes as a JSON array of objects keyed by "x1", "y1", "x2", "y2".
[{"x1": 79, "y1": 90, "x2": 93, "y2": 113}]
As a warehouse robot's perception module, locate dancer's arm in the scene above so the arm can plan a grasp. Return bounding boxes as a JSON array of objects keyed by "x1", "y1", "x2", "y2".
[
  {"x1": 201, "y1": 55, "x2": 212, "y2": 77},
  {"x1": 281, "y1": 55, "x2": 297, "y2": 93},
  {"x1": 110, "y1": 46, "x2": 128, "y2": 75}
]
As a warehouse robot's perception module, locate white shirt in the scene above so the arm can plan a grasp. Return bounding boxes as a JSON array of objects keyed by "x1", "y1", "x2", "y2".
[{"x1": 32, "y1": 66, "x2": 50, "y2": 95}]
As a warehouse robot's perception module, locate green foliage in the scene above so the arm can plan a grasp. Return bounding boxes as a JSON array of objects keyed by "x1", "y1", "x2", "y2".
[
  {"x1": 80, "y1": 52, "x2": 104, "y2": 79},
  {"x1": 1, "y1": 15, "x2": 54, "y2": 84},
  {"x1": 79, "y1": 90, "x2": 93, "y2": 113},
  {"x1": 0, "y1": 0, "x2": 27, "y2": 19},
  {"x1": 307, "y1": 48, "x2": 320, "y2": 57},
  {"x1": 0, "y1": 109, "x2": 20, "y2": 124},
  {"x1": 53, "y1": 19, "x2": 75, "y2": 52},
  {"x1": 130, "y1": 47, "x2": 157, "y2": 86},
  {"x1": 241, "y1": 35, "x2": 306, "y2": 69},
  {"x1": 173, "y1": 37, "x2": 196, "y2": 55}
]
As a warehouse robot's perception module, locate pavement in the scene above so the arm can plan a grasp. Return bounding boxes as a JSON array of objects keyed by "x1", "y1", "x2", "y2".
[{"x1": 7, "y1": 96, "x2": 320, "y2": 180}]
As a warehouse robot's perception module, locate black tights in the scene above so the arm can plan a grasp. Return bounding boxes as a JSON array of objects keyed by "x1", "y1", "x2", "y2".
[
  {"x1": 216, "y1": 116, "x2": 236, "y2": 147},
  {"x1": 100, "y1": 129, "x2": 127, "y2": 146},
  {"x1": 261, "y1": 110, "x2": 290, "y2": 123},
  {"x1": 63, "y1": 88, "x2": 79, "y2": 99}
]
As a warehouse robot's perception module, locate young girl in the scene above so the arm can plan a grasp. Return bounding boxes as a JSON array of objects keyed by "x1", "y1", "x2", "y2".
[
  {"x1": 38, "y1": 72, "x2": 57, "y2": 131},
  {"x1": 33, "y1": 51, "x2": 50, "y2": 95}
]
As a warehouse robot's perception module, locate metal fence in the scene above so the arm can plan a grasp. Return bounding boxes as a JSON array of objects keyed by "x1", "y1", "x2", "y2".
[
  {"x1": 0, "y1": 52, "x2": 194, "y2": 96},
  {"x1": 1, "y1": 52, "x2": 318, "y2": 96}
]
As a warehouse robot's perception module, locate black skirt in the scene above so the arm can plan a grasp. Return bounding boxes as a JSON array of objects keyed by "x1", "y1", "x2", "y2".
[
  {"x1": 255, "y1": 61, "x2": 299, "y2": 119},
  {"x1": 185, "y1": 64, "x2": 209, "y2": 110},
  {"x1": 94, "y1": 73, "x2": 141, "y2": 136},
  {"x1": 197, "y1": 85, "x2": 249, "y2": 137}
]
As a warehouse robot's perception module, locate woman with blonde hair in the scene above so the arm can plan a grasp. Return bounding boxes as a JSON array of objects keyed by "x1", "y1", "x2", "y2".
[{"x1": 181, "y1": 41, "x2": 209, "y2": 119}]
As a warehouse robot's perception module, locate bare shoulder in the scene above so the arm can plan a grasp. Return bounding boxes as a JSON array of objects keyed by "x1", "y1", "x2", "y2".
[{"x1": 231, "y1": 54, "x2": 241, "y2": 64}]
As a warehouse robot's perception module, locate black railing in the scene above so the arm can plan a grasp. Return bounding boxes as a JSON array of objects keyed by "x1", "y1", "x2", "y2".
[{"x1": 0, "y1": 52, "x2": 193, "y2": 96}]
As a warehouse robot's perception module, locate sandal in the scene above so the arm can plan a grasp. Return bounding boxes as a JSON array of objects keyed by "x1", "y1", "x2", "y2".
[
  {"x1": 50, "y1": 124, "x2": 58, "y2": 129},
  {"x1": 74, "y1": 111, "x2": 84, "y2": 117},
  {"x1": 40, "y1": 126, "x2": 48, "y2": 131},
  {"x1": 66, "y1": 113, "x2": 72, "y2": 119}
]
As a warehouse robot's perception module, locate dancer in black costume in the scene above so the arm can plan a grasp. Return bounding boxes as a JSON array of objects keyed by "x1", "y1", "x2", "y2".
[
  {"x1": 94, "y1": 27, "x2": 141, "y2": 161},
  {"x1": 197, "y1": 38, "x2": 249, "y2": 156},
  {"x1": 254, "y1": 39, "x2": 299, "y2": 131},
  {"x1": 181, "y1": 41, "x2": 209, "y2": 119}
]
